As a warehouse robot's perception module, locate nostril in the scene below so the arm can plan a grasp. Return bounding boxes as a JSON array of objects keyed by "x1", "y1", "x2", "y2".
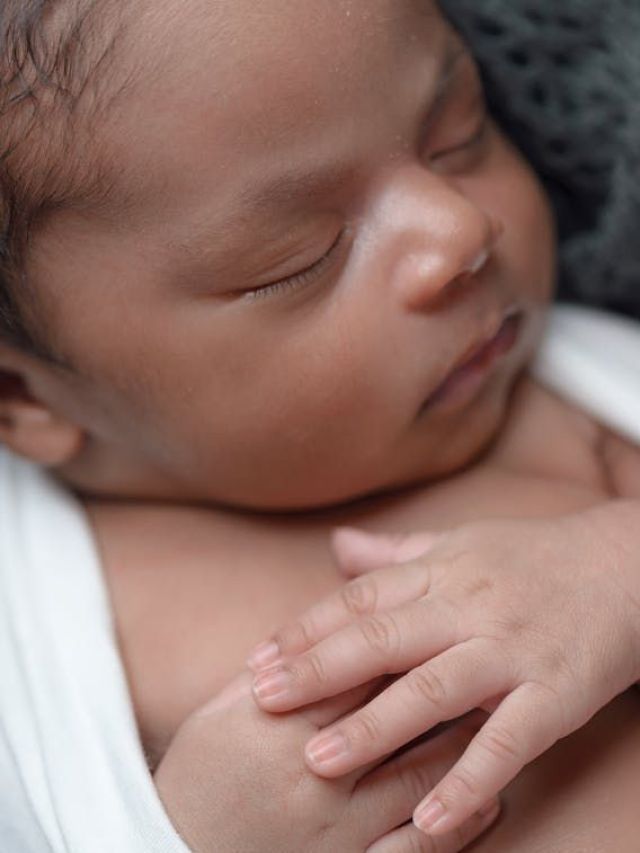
[{"x1": 465, "y1": 248, "x2": 490, "y2": 277}]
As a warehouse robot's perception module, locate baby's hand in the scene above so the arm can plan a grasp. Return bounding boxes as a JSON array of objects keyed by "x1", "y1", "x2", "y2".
[
  {"x1": 249, "y1": 511, "x2": 640, "y2": 838},
  {"x1": 155, "y1": 671, "x2": 498, "y2": 852}
]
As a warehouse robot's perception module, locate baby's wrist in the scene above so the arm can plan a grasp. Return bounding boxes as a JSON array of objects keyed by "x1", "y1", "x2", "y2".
[{"x1": 583, "y1": 499, "x2": 640, "y2": 680}]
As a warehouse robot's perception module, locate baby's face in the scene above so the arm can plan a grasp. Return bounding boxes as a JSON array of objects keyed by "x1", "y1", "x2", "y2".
[{"x1": 31, "y1": 0, "x2": 555, "y2": 510}]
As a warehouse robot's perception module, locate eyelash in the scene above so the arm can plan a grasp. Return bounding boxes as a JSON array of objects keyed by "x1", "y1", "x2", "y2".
[{"x1": 244, "y1": 228, "x2": 347, "y2": 301}]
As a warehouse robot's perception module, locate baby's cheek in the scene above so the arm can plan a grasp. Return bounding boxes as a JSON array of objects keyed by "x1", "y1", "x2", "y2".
[
  {"x1": 510, "y1": 166, "x2": 556, "y2": 298},
  {"x1": 482, "y1": 131, "x2": 556, "y2": 300}
]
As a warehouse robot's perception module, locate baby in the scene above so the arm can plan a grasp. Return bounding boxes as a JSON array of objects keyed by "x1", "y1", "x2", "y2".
[{"x1": 1, "y1": 0, "x2": 640, "y2": 851}]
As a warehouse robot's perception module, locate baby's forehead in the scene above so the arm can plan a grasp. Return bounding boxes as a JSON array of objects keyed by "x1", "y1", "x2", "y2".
[
  {"x1": 17, "y1": 0, "x2": 451, "y2": 260},
  {"x1": 6, "y1": 0, "x2": 446, "y2": 214},
  {"x1": 90, "y1": 0, "x2": 446, "y2": 199}
]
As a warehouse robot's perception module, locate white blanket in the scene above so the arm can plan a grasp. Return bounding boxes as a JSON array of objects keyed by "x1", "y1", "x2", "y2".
[
  {"x1": 0, "y1": 305, "x2": 637, "y2": 852},
  {"x1": 533, "y1": 305, "x2": 640, "y2": 444},
  {"x1": 0, "y1": 451, "x2": 191, "y2": 852}
]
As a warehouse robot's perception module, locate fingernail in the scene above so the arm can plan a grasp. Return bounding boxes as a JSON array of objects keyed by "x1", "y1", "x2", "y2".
[
  {"x1": 247, "y1": 640, "x2": 281, "y2": 671},
  {"x1": 414, "y1": 798, "x2": 448, "y2": 833},
  {"x1": 252, "y1": 666, "x2": 292, "y2": 702},
  {"x1": 306, "y1": 731, "x2": 350, "y2": 768}
]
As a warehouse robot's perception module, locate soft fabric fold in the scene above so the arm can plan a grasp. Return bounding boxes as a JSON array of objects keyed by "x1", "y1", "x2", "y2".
[{"x1": 0, "y1": 451, "x2": 191, "y2": 853}]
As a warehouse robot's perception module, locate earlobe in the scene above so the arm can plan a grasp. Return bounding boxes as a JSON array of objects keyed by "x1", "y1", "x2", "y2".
[
  {"x1": 0, "y1": 353, "x2": 86, "y2": 468},
  {"x1": 0, "y1": 398, "x2": 84, "y2": 467}
]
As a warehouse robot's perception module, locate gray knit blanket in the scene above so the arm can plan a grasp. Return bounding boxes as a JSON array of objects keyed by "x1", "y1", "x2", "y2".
[{"x1": 441, "y1": 0, "x2": 640, "y2": 319}]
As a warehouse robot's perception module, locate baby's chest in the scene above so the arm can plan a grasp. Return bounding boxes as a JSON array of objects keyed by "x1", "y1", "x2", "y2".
[
  {"x1": 96, "y1": 381, "x2": 609, "y2": 764},
  {"x1": 99, "y1": 499, "x2": 607, "y2": 765},
  {"x1": 97, "y1": 508, "x2": 344, "y2": 765}
]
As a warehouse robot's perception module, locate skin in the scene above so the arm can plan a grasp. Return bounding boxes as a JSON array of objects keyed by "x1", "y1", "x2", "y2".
[
  {"x1": 1, "y1": 0, "x2": 554, "y2": 512},
  {"x1": 251, "y1": 504, "x2": 640, "y2": 834},
  {"x1": 0, "y1": 0, "x2": 638, "y2": 849},
  {"x1": 94, "y1": 382, "x2": 640, "y2": 852}
]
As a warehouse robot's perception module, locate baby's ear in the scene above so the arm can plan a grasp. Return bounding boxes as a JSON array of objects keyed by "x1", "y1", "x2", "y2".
[{"x1": 0, "y1": 361, "x2": 84, "y2": 467}]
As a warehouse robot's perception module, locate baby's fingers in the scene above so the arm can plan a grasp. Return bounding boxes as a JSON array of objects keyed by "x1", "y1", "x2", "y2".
[
  {"x1": 332, "y1": 527, "x2": 440, "y2": 578},
  {"x1": 368, "y1": 803, "x2": 499, "y2": 853},
  {"x1": 248, "y1": 561, "x2": 434, "y2": 671},
  {"x1": 360, "y1": 714, "x2": 499, "y2": 850},
  {"x1": 413, "y1": 682, "x2": 562, "y2": 838},
  {"x1": 305, "y1": 642, "x2": 508, "y2": 775},
  {"x1": 253, "y1": 600, "x2": 458, "y2": 712}
]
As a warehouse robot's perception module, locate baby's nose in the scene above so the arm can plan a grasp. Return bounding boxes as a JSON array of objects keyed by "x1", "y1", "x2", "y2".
[{"x1": 392, "y1": 181, "x2": 503, "y2": 312}]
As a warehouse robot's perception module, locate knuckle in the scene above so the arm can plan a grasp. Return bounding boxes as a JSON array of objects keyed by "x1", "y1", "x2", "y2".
[
  {"x1": 477, "y1": 722, "x2": 522, "y2": 765},
  {"x1": 528, "y1": 677, "x2": 563, "y2": 705},
  {"x1": 447, "y1": 765, "x2": 483, "y2": 802},
  {"x1": 537, "y1": 643, "x2": 572, "y2": 681},
  {"x1": 300, "y1": 651, "x2": 328, "y2": 688},
  {"x1": 461, "y1": 576, "x2": 494, "y2": 601},
  {"x1": 527, "y1": 679, "x2": 571, "y2": 738},
  {"x1": 277, "y1": 617, "x2": 316, "y2": 655},
  {"x1": 348, "y1": 708, "x2": 382, "y2": 747},
  {"x1": 340, "y1": 577, "x2": 378, "y2": 618},
  {"x1": 489, "y1": 613, "x2": 527, "y2": 640},
  {"x1": 360, "y1": 613, "x2": 401, "y2": 658},
  {"x1": 406, "y1": 665, "x2": 449, "y2": 710}
]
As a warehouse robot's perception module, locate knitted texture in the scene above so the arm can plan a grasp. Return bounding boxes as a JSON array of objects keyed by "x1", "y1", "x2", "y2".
[{"x1": 441, "y1": 0, "x2": 640, "y2": 318}]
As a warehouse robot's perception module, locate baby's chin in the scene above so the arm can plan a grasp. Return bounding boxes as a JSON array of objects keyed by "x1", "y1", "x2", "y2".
[
  {"x1": 230, "y1": 382, "x2": 518, "y2": 515},
  {"x1": 62, "y1": 363, "x2": 523, "y2": 516},
  {"x1": 368, "y1": 410, "x2": 511, "y2": 506}
]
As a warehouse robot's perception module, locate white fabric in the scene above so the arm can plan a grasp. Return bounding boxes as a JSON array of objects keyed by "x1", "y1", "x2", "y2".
[
  {"x1": 0, "y1": 304, "x2": 637, "y2": 852},
  {"x1": 0, "y1": 450, "x2": 192, "y2": 853},
  {"x1": 533, "y1": 304, "x2": 640, "y2": 444}
]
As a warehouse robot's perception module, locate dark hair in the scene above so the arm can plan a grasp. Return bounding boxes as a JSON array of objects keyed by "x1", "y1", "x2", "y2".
[{"x1": 0, "y1": 0, "x2": 123, "y2": 360}]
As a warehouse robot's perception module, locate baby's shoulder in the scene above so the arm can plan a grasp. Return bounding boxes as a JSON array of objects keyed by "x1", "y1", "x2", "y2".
[{"x1": 485, "y1": 375, "x2": 611, "y2": 494}]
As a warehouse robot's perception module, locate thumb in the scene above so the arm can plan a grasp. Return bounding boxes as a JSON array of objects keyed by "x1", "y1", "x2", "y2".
[{"x1": 331, "y1": 527, "x2": 441, "y2": 578}]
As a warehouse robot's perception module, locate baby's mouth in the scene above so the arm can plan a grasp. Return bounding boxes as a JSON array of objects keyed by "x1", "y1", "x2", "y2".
[{"x1": 420, "y1": 309, "x2": 524, "y2": 413}]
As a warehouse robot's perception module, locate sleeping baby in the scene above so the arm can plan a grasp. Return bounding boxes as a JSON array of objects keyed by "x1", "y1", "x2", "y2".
[{"x1": 1, "y1": 0, "x2": 640, "y2": 851}]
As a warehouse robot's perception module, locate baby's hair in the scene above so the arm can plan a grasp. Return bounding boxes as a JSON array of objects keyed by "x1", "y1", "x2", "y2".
[{"x1": 0, "y1": 0, "x2": 127, "y2": 361}]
